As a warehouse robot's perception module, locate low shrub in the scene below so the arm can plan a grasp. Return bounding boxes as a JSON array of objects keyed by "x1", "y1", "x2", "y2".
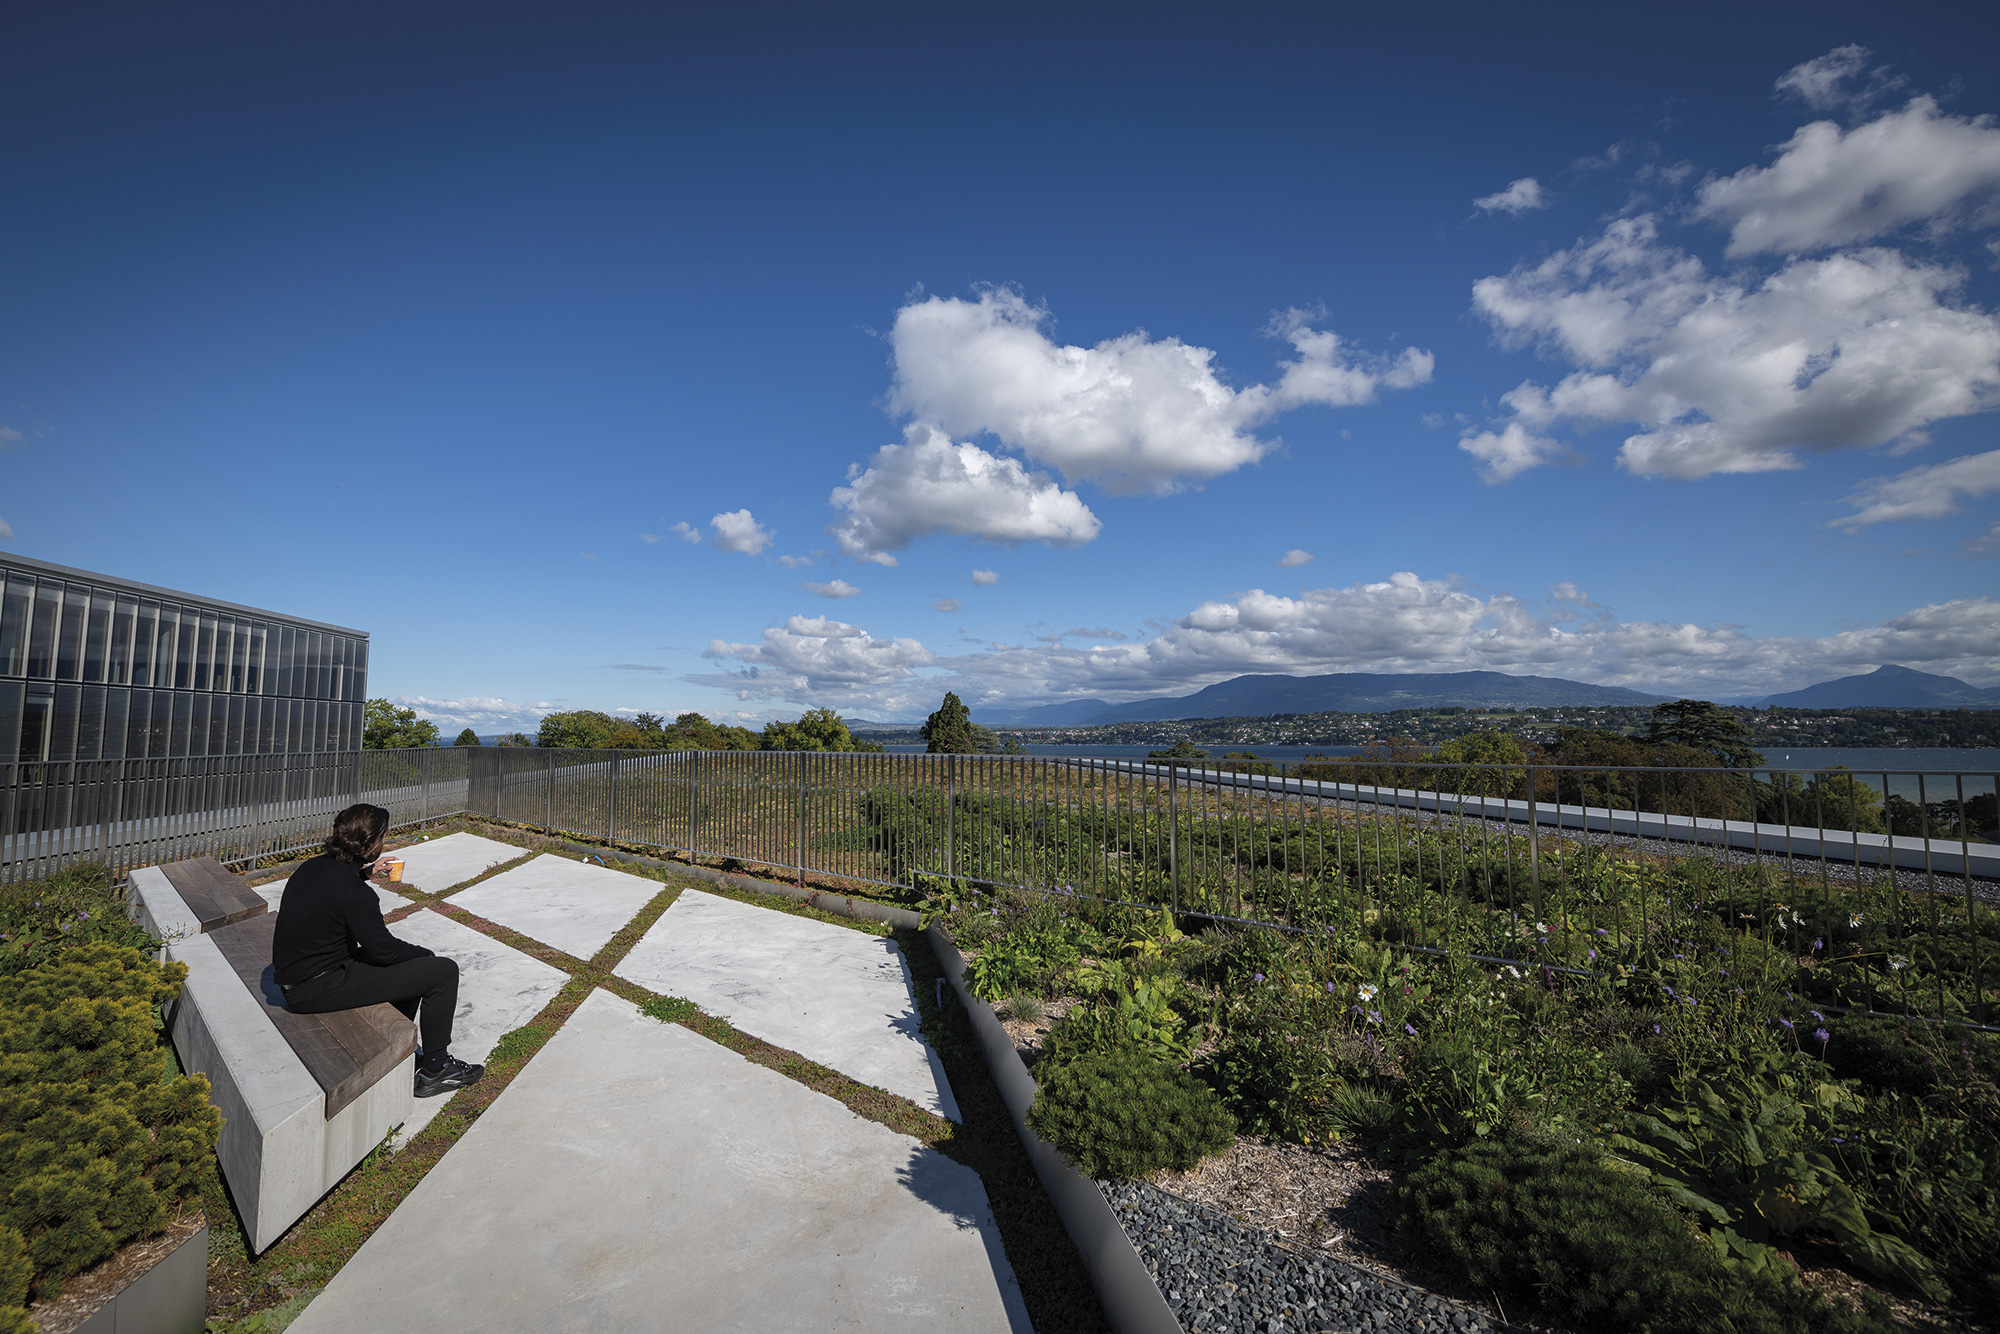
[
  {"x1": 0, "y1": 941, "x2": 222, "y2": 1293},
  {"x1": 1398, "y1": 1138, "x2": 1896, "y2": 1334},
  {"x1": 1026, "y1": 1045, "x2": 1235, "y2": 1179},
  {"x1": 0, "y1": 1226, "x2": 29, "y2": 1334}
]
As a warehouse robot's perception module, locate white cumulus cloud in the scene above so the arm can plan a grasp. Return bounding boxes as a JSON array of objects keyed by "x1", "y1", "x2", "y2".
[
  {"x1": 671, "y1": 522, "x2": 701, "y2": 544},
  {"x1": 1474, "y1": 177, "x2": 1547, "y2": 215},
  {"x1": 827, "y1": 424, "x2": 1101, "y2": 557},
  {"x1": 802, "y1": 579, "x2": 861, "y2": 599},
  {"x1": 1836, "y1": 448, "x2": 2000, "y2": 528},
  {"x1": 1695, "y1": 95, "x2": 2000, "y2": 257},
  {"x1": 1278, "y1": 549, "x2": 1314, "y2": 567},
  {"x1": 1465, "y1": 216, "x2": 2000, "y2": 480},
  {"x1": 971, "y1": 568, "x2": 1001, "y2": 586},
  {"x1": 931, "y1": 597, "x2": 963, "y2": 612},
  {"x1": 679, "y1": 574, "x2": 2000, "y2": 714},
  {"x1": 710, "y1": 509, "x2": 774, "y2": 555},
  {"x1": 886, "y1": 288, "x2": 1432, "y2": 496},
  {"x1": 697, "y1": 616, "x2": 934, "y2": 699}
]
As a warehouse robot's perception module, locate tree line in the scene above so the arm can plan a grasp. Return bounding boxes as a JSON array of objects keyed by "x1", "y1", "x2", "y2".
[{"x1": 361, "y1": 698, "x2": 883, "y2": 754}]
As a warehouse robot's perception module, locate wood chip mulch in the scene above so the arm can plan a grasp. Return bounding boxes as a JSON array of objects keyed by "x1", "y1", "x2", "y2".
[{"x1": 27, "y1": 1207, "x2": 206, "y2": 1334}]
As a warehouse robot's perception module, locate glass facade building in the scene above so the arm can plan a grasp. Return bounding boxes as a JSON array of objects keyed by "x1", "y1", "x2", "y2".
[{"x1": 0, "y1": 553, "x2": 367, "y2": 762}]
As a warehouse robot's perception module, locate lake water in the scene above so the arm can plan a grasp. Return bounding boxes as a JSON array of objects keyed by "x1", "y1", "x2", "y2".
[{"x1": 880, "y1": 743, "x2": 2000, "y2": 799}]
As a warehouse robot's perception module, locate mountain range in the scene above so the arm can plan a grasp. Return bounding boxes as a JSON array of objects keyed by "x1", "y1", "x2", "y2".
[
  {"x1": 965, "y1": 671, "x2": 1670, "y2": 728},
  {"x1": 1747, "y1": 665, "x2": 2000, "y2": 710}
]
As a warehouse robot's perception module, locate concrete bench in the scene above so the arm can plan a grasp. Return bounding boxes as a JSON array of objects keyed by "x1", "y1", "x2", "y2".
[{"x1": 130, "y1": 858, "x2": 416, "y2": 1253}]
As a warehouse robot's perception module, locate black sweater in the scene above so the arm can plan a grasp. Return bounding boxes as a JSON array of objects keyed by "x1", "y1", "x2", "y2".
[{"x1": 271, "y1": 854, "x2": 434, "y2": 986}]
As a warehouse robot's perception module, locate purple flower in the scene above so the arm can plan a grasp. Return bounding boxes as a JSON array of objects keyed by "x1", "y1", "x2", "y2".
[
  {"x1": 1718, "y1": 968, "x2": 1729, "y2": 976},
  {"x1": 1652, "y1": 1024, "x2": 1661, "y2": 1035},
  {"x1": 1325, "y1": 981, "x2": 1336, "y2": 993},
  {"x1": 1366, "y1": 1010, "x2": 1382, "y2": 1024},
  {"x1": 1814, "y1": 1028, "x2": 1831, "y2": 1045},
  {"x1": 1813, "y1": 938, "x2": 1824, "y2": 952},
  {"x1": 1810, "y1": 1010, "x2": 1824, "y2": 1022},
  {"x1": 1587, "y1": 949, "x2": 1597, "y2": 961},
  {"x1": 1253, "y1": 972, "x2": 1265, "y2": 983},
  {"x1": 1404, "y1": 1023, "x2": 1417, "y2": 1036},
  {"x1": 1776, "y1": 1018, "x2": 1795, "y2": 1030}
]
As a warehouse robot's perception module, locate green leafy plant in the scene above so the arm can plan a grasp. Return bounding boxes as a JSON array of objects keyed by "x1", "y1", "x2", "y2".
[
  {"x1": 1026, "y1": 1045, "x2": 1235, "y2": 1178},
  {"x1": 0, "y1": 942, "x2": 222, "y2": 1292},
  {"x1": 1610, "y1": 1050, "x2": 1946, "y2": 1302},
  {"x1": 965, "y1": 942, "x2": 1042, "y2": 1002}
]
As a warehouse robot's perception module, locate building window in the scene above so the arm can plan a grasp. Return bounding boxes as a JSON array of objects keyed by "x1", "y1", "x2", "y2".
[
  {"x1": 28, "y1": 582, "x2": 59, "y2": 679},
  {"x1": 0, "y1": 575, "x2": 30, "y2": 677}
]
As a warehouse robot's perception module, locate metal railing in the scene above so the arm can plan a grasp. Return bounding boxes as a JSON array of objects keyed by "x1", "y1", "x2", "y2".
[
  {"x1": 6, "y1": 747, "x2": 1995, "y2": 1020},
  {"x1": 0, "y1": 748, "x2": 471, "y2": 883}
]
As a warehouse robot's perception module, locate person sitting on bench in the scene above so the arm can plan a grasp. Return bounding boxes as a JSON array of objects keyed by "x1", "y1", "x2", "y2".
[{"x1": 273, "y1": 802, "x2": 484, "y2": 1099}]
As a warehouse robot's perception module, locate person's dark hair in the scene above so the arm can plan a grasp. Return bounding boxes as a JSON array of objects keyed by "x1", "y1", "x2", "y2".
[{"x1": 325, "y1": 803, "x2": 391, "y2": 864}]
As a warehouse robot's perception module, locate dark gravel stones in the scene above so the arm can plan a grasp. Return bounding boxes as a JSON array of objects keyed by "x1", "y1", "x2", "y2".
[{"x1": 1102, "y1": 1178, "x2": 1495, "y2": 1334}]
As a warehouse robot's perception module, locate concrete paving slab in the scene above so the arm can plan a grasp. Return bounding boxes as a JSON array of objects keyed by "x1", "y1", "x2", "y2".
[
  {"x1": 384, "y1": 831, "x2": 524, "y2": 893},
  {"x1": 613, "y1": 888, "x2": 957, "y2": 1121},
  {"x1": 443, "y1": 854, "x2": 658, "y2": 962},
  {"x1": 381, "y1": 910, "x2": 571, "y2": 1147},
  {"x1": 256, "y1": 878, "x2": 410, "y2": 914},
  {"x1": 289, "y1": 989, "x2": 1029, "y2": 1334}
]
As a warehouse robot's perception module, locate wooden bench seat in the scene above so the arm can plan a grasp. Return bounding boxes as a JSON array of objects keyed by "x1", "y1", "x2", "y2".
[
  {"x1": 208, "y1": 913, "x2": 418, "y2": 1120},
  {"x1": 131, "y1": 856, "x2": 416, "y2": 1252},
  {"x1": 160, "y1": 855, "x2": 268, "y2": 933}
]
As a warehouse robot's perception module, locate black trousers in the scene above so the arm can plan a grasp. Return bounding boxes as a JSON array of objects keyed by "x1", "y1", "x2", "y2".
[{"x1": 284, "y1": 955, "x2": 460, "y2": 1056}]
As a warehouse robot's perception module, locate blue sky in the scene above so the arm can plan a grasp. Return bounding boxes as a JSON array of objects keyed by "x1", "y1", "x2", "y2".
[{"x1": 4, "y1": 2, "x2": 1998, "y2": 729}]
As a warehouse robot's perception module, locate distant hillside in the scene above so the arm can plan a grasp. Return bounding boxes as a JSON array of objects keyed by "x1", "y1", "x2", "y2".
[
  {"x1": 1756, "y1": 665, "x2": 2000, "y2": 710},
  {"x1": 975, "y1": 671, "x2": 1667, "y2": 727}
]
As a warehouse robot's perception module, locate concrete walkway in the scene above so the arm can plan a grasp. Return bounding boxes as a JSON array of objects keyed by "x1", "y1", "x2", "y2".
[
  {"x1": 444, "y1": 855, "x2": 660, "y2": 961},
  {"x1": 386, "y1": 830, "x2": 523, "y2": 892},
  {"x1": 289, "y1": 989, "x2": 1030, "y2": 1334},
  {"x1": 616, "y1": 888, "x2": 958, "y2": 1121},
  {"x1": 385, "y1": 909, "x2": 571, "y2": 1146}
]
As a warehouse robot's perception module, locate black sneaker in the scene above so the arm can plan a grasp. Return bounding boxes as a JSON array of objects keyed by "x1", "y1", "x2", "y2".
[{"x1": 414, "y1": 1056, "x2": 484, "y2": 1098}]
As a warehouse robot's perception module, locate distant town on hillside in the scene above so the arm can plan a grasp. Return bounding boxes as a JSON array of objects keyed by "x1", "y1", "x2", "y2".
[{"x1": 854, "y1": 704, "x2": 1999, "y2": 751}]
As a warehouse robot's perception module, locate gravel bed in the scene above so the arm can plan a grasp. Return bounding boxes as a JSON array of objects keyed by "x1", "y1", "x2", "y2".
[
  {"x1": 1103, "y1": 1178, "x2": 1499, "y2": 1334},
  {"x1": 1294, "y1": 795, "x2": 2000, "y2": 904}
]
